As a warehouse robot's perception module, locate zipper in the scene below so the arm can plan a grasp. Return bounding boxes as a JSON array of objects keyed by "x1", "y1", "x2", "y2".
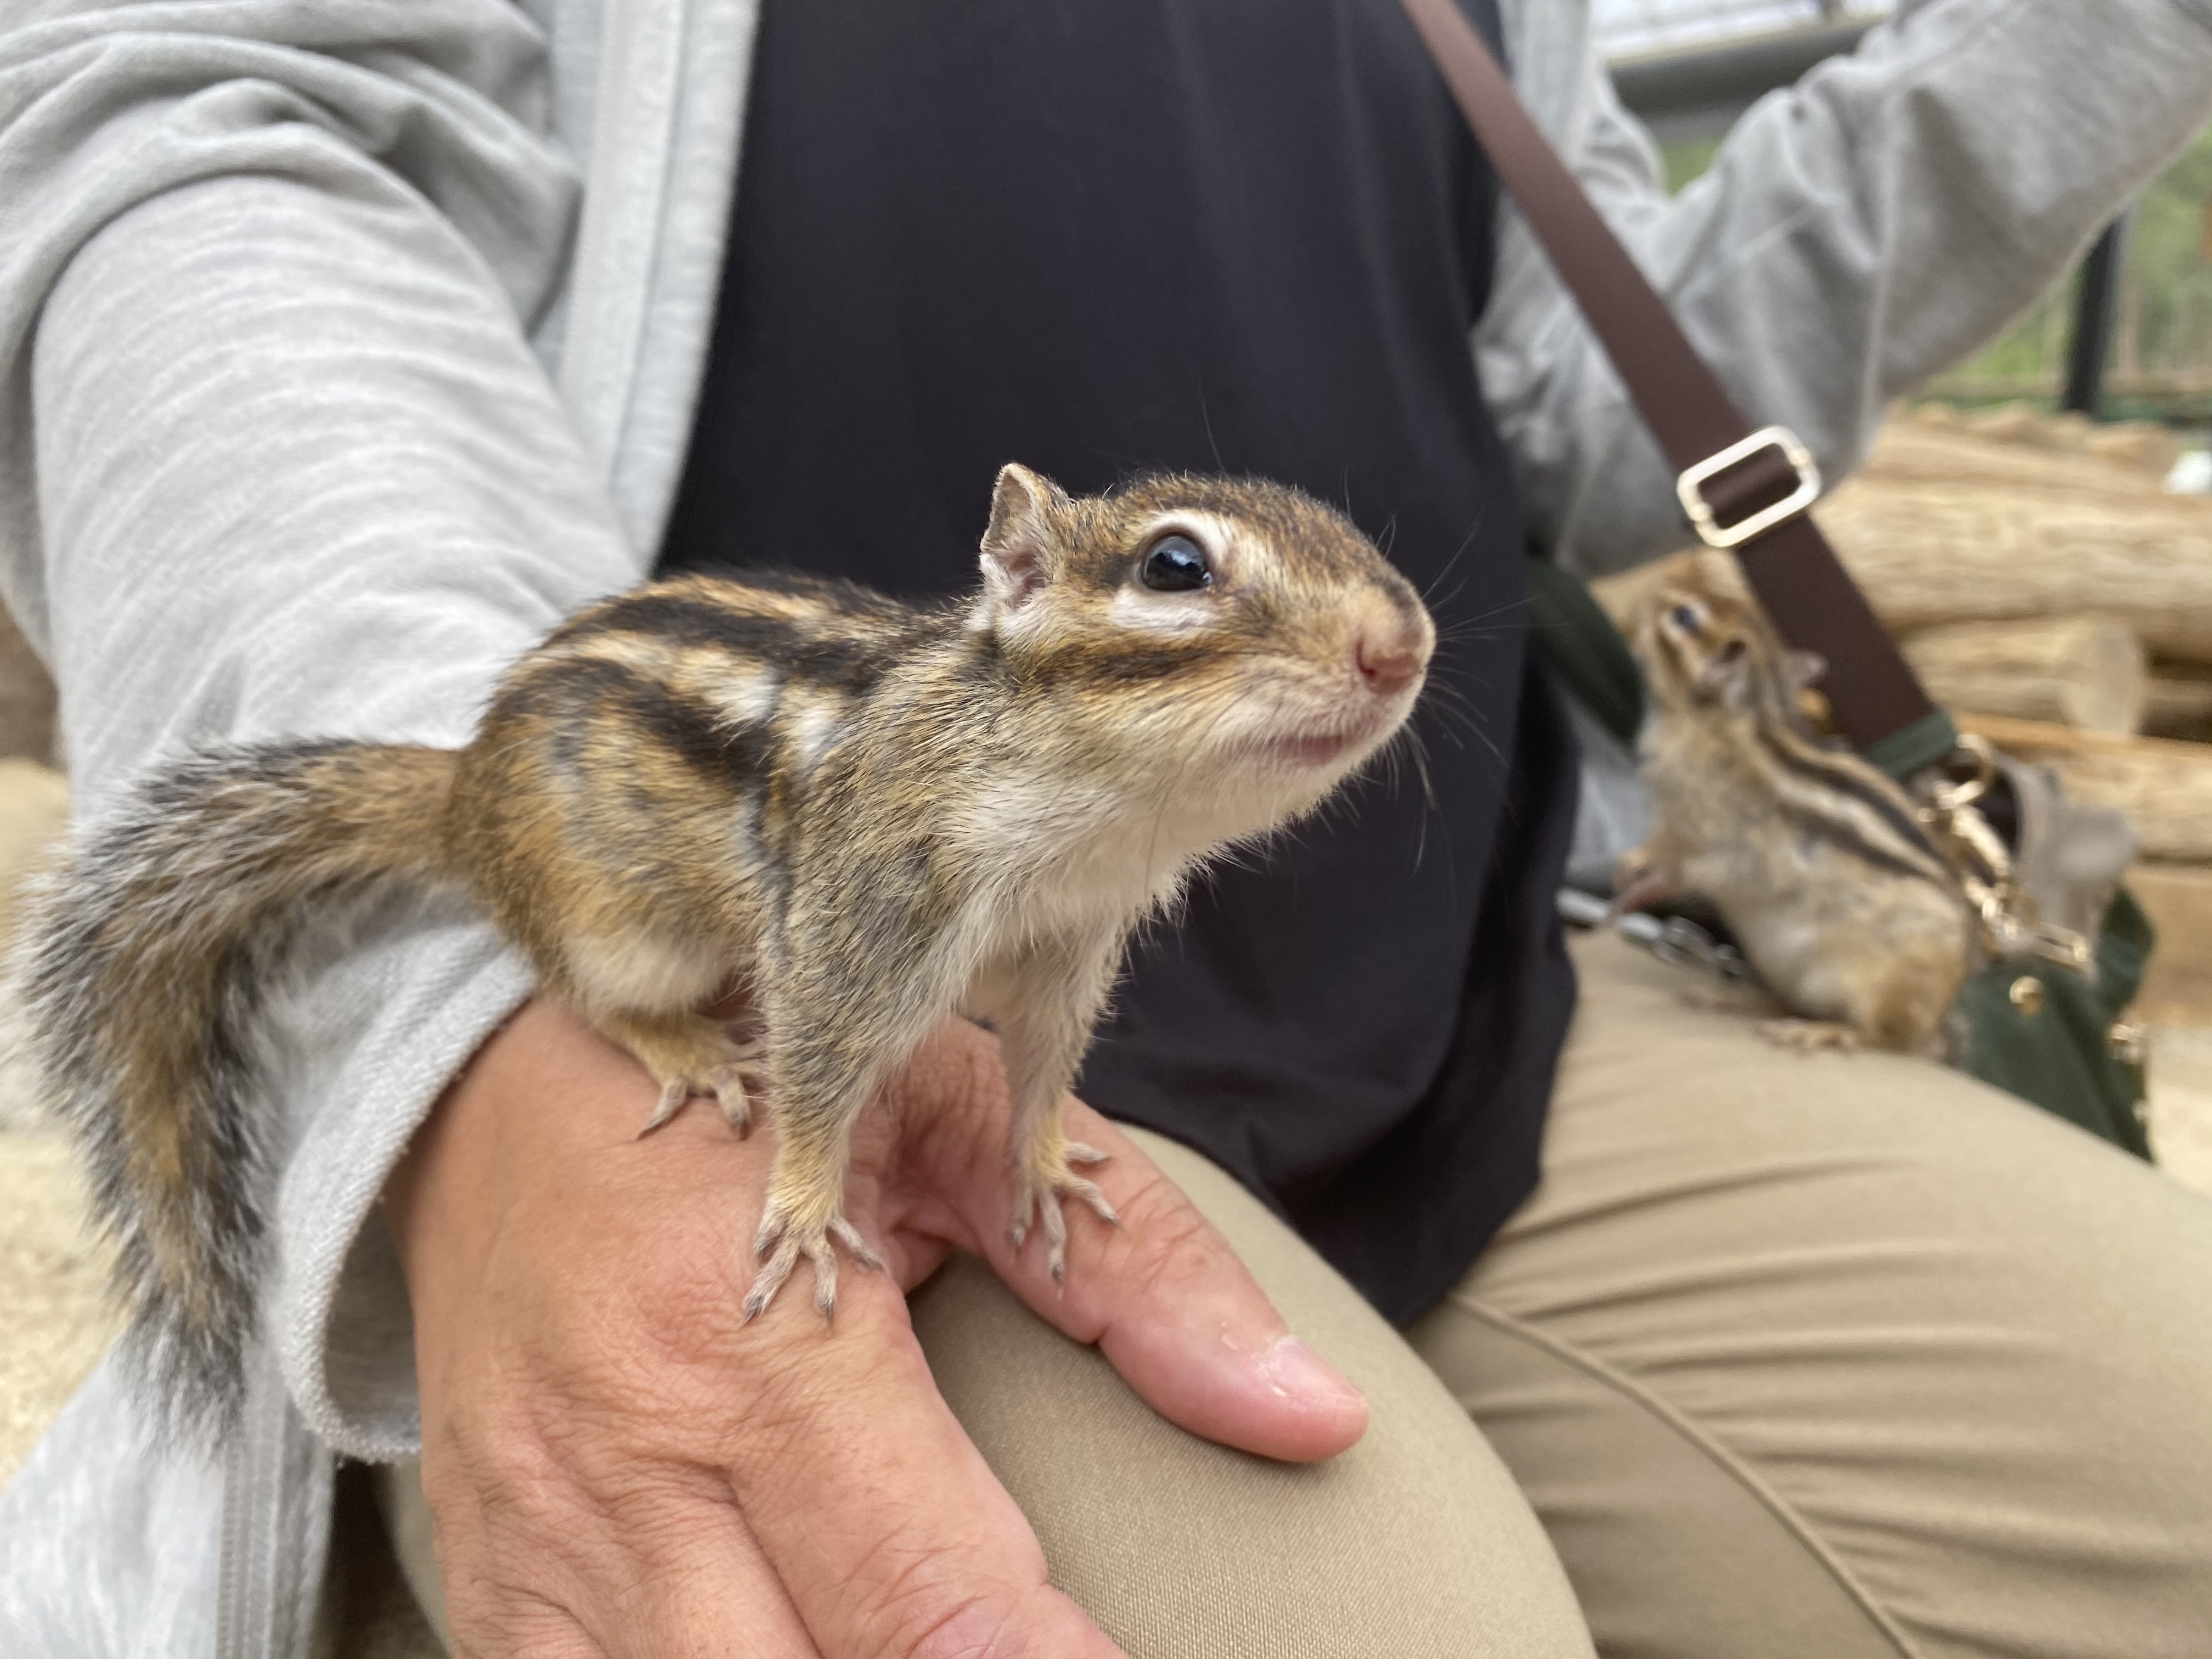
[{"x1": 212, "y1": 1349, "x2": 334, "y2": 1659}]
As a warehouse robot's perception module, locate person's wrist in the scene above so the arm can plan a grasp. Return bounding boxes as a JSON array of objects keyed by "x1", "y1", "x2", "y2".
[
  {"x1": 383, "y1": 999, "x2": 634, "y2": 1347},
  {"x1": 381, "y1": 1007, "x2": 512, "y2": 1306}
]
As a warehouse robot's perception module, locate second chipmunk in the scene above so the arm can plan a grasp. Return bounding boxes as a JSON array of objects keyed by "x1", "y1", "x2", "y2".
[
  {"x1": 15, "y1": 464, "x2": 1434, "y2": 1435},
  {"x1": 1616, "y1": 557, "x2": 1974, "y2": 1054}
]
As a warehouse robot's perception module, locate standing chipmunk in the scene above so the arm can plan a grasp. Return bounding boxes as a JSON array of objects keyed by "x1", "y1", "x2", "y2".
[
  {"x1": 14, "y1": 464, "x2": 1433, "y2": 1435},
  {"x1": 1616, "y1": 558, "x2": 1972, "y2": 1053}
]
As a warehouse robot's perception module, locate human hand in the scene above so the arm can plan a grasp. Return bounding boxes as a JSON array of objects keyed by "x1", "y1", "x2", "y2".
[{"x1": 383, "y1": 997, "x2": 1368, "y2": 1657}]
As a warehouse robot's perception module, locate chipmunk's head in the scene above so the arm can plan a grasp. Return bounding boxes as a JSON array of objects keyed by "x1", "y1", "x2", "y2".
[
  {"x1": 970, "y1": 464, "x2": 1434, "y2": 845},
  {"x1": 1635, "y1": 574, "x2": 1821, "y2": 725}
]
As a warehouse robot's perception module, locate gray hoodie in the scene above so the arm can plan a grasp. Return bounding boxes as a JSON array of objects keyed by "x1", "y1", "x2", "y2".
[{"x1": 2, "y1": 1, "x2": 2208, "y2": 1651}]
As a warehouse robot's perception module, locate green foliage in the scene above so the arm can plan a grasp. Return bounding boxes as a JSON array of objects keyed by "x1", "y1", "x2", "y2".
[{"x1": 1660, "y1": 136, "x2": 1723, "y2": 195}]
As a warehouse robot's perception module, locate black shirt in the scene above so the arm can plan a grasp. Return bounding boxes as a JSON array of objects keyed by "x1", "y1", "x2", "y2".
[{"x1": 660, "y1": 0, "x2": 1579, "y2": 1324}]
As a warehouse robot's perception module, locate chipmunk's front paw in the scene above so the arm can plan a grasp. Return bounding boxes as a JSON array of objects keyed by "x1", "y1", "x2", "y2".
[
  {"x1": 1009, "y1": 1140, "x2": 1119, "y2": 1287},
  {"x1": 742, "y1": 1199, "x2": 882, "y2": 1324}
]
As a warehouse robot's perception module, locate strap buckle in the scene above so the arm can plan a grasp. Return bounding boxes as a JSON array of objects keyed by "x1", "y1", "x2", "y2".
[{"x1": 1676, "y1": 426, "x2": 1822, "y2": 550}]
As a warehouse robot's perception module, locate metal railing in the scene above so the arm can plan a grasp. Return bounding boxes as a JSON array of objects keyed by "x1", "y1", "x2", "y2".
[{"x1": 1596, "y1": 0, "x2": 1883, "y2": 65}]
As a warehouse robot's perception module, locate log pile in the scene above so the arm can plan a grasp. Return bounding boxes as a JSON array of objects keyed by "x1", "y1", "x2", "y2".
[
  {"x1": 1593, "y1": 401, "x2": 2212, "y2": 1021},
  {"x1": 1816, "y1": 410, "x2": 2212, "y2": 662},
  {"x1": 1902, "y1": 616, "x2": 2143, "y2": 736}
]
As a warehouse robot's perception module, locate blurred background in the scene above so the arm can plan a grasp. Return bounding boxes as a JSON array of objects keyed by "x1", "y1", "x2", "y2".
[
  {"x1": 1577, "y1": 0, "x2": 2212, "y2": 1209},
  {"x1": 1599, "y1": 0, "x2": 2212, "y2": 424}
]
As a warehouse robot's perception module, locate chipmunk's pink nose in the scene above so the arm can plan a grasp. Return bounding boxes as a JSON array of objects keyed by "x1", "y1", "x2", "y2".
[{"x1": 1356, "y1": 619, "x2": 1429, "y2": 697}]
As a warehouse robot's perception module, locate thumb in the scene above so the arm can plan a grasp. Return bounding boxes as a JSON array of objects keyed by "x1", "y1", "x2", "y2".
[{"x1": 944, "y1": 1102, "x2": 1370, "y2": 1463}]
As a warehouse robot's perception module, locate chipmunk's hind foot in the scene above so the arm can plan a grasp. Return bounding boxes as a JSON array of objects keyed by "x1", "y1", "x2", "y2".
[
  {"x1": 613, "y1": 1013, "x2": 765, "y2": 1136},
  {"x1": 743, "y1": 1204, "x2": 882, "y2": 1323},
  {"x1": 1758, "y1": 1018, "x2": 1861, "y2": 1053},
  {"x1": 702, "y1": 1042, "x2": 768, "y2": 1132},
  {"x1": 1010, "y1": 1140, "x2": 1120, "y2": 1287}
]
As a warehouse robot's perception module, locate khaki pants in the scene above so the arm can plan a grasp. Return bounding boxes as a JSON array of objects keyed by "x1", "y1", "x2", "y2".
[{"x1": 382, "y1": 932, "x2": 2212, "y2": 1656}]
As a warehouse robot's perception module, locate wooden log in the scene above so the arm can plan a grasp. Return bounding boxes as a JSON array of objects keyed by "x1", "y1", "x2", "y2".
[
  {"x1": 0, "y1": 760, "x2": 66, "y2": 954},
  {"x1": 2144, "y1": 674, "x2": 2212, "y2": 741},
  {"x1": 1955, "y1": 714, "x2": 2212, "y2": 864},
  {"x1": 1589, "y1": 421, "x2": 2212, "y2": 666},
  {"x1": 1815, "y1": 475, "x2": 2212, "y2": 666},
  {"x1": 2130, "y1": 863, "x2": 2212, "y2": 1027},
  {"x1": 1916, "y1": 402, "x2": 2184, "y2": 478},
  {"x1": 1901, "y1": 616, "x2": 2145, "y2": 735},
  {"x1": 0, "y1": 608, "x2": 54, "y2": 766},
  {"x1": 1864, "y1": 412, "x2": 2175, "y2": 499},
  {"x1": 1810, "y1": 411, "x2": 2212, "y2": 664}
]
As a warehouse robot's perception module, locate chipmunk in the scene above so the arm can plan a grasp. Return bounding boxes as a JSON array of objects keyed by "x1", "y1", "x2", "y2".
[
  {"x1": 13, "y1": 464, "x2": 1433, "y2": 1436},
  {"x1": 1615, "y1": 556, "x2": 1973, "y2": 1054}
]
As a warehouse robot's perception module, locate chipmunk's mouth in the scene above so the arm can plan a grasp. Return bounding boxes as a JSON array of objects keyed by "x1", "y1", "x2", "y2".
[
  {"x1": 1265, "y1": 707, "x2": 1400, "y2": 771},
  {"x1": 1272, "y1": 729, "x2": 1359, "y2": 768}
]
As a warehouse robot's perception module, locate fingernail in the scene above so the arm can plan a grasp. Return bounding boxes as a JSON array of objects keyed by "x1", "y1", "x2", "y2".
[{"x1": 1259, "y1": 1335, "x2": 1364, "y2": 1407}]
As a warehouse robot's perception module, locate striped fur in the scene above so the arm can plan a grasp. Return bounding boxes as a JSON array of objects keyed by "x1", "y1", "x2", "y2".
[
  {"x1": 1622, "y1": 560, "x2": 1973, "y2": 1053},
  {"x1": 13, "y1": 464, "x2": 1432, "y2": 1436},
  {"x1": 10, "y1": 744, "x2": 458, "y2": 1438}
]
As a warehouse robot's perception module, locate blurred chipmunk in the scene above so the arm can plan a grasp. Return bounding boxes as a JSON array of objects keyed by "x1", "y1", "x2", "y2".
[{"x1": 1616, "y1": 557, "x2": 1973, "y2": 1054}]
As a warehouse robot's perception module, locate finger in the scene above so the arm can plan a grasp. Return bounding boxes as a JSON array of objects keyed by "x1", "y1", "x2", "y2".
[
  {"x1": 585, "y1": 1477, "x2": 821, "y2": 1659},
  {"x1": 726, "y1": 1288, "x2": 1127, "y2": 1659},
  {"x1": 941, "y1": 1102, "x2": 1369, "y2": 1463}
]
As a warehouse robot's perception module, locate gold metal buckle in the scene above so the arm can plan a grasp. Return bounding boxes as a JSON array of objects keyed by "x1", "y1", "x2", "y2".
[{"x1": 1677, "y1": 426, "x2": 1822, "y2": 550}]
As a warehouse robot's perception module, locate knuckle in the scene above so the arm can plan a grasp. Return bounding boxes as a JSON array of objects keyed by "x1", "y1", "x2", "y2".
[
  {"x1": 901, "y1": 1596, "x2": 1028, "y2": 1659},
  {"x1": 447, "y1": 1584, "x2": 590, "y2": 1659},
  {"x1": 843, "y1": 1523, "x2": 1034, "y2": 1659},
  {"x1": 873, "y1": 1573, "x2": 1026, "y2": 1659},
  {"x1": 444, "y1": 1413, "x2": 575, "y2": 1537},
  {"x1": 1111, "y1": 1172, "x2": 1222, "y2": 1289}
]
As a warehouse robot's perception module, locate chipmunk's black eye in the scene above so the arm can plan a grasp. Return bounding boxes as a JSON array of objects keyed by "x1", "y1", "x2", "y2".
[
  {"x1": 1669, "y1": 603, "x2": 1701, "y2": 633},
  {"x1": 1139, "y1": 533, "x2": 1212, "y2": 592}
]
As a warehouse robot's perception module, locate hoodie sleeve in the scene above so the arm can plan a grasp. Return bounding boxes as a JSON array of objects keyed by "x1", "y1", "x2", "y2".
[{"x1": 0, "y1": 2, "x2": 648, "y2": 1457}]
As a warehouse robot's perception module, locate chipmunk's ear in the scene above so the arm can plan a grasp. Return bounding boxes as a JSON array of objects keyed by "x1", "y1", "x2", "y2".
[
  {"x1": 979, "y1": 464, "x2": 1071, "y2": 616},
  {"x1": 1782, "y1": 648, "x2": 1827, "y2": 692}
]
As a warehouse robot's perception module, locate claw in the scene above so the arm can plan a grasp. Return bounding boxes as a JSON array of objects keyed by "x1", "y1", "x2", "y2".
[
  {"x1": 1009, "y1": 1161, "x2": 1121, "y2": 1289},
  {"x1": 741, "y1": 1237, "x2": 799, "y2": 1323},
  {"x1": 637, "y1": 1038, "x2": 769, "y2": 1139},
  {"x1": 709, "y1": 1064, "x2": 755, "y2": 1136},
  {"x1": 636, "y1": 1079, "x2": 692, "y2": 1138},
  {"x1": 741, "y1": 1204, "x2": 881, "y2": 1324},
  {"x1": 1064, "y1": 1175, "x2": 1120, "y2": 1228},
  {"x1": 828, "y1": 1216, "x2": 884, "y2": 1273}
]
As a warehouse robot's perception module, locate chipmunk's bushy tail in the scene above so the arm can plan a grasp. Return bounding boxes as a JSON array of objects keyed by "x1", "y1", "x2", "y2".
[{"x1": 10, "y1": 740, "x2": 461, "y2": 1441}]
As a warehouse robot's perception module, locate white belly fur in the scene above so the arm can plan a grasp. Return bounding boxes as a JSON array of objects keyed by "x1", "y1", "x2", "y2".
[{"x1": 567, "y1": 930, "x2": 730, "y2": 1015}]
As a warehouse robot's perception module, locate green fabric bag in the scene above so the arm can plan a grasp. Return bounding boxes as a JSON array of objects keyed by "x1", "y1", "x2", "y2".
[
  {"x1": 1535, "y1": 554, "x2": 2157, "y2": 1161},
  {"x1": 1950, "y1": 890, "x2": 2154, "y2": 1159}
]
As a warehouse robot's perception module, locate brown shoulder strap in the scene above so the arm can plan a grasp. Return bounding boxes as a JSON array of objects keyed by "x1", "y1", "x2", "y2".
[{"x1": 1398, "y1": 0, "x2": 1940, "y2": 755}]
